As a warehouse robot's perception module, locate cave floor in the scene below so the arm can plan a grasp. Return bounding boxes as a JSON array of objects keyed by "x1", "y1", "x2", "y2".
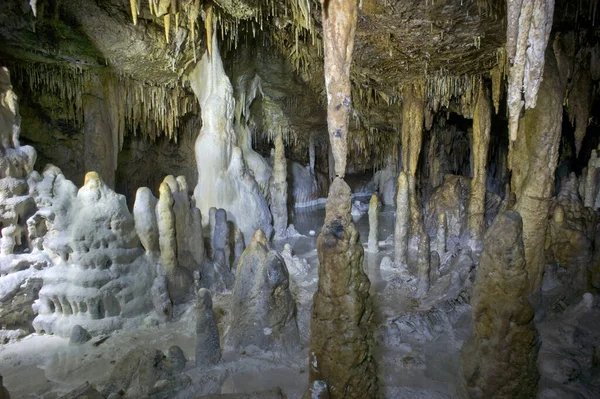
[{"x1": 1, "y1": 198, "x2": 596, "y2": 398}]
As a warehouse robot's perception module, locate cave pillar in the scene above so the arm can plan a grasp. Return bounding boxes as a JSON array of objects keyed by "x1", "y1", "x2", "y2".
[
  {"x1": 309, "y1": 178, "x2": 377, "y2": 399},
  {"x1": 401, "y1": 81, "x2": 425, "y2": 183},
  {"x1": 321, "y1": 0, "x2": 359, "y2": 178},
  {"x1": 468, "y1": 81, "x2": 492, "y2": 244},
  {"x1": 509, "y1": 49, "x2": 564, "y2": 298},
  {"x1": 394, "y1": 172, "x2": 409, "y2": 265},
  {"x1": 270, "y1": 131, "x2": 288, "y2": 240},
  {"x1": 367, "y1": 194, "x2": 379, "y2": 253},
  {"x1": 584, "y1": 150, "x2": 597, "y2": 208}
]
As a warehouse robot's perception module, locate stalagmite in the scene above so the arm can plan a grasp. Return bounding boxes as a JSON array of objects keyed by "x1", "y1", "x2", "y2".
[
  {"x1": 394, "y1": 172, "x2": 409, "y2": 265},
  {"x1": 270, "y1": 132, "x2": 288, "y2": 240},
  {"x1": 367, "y1": 194, "x2": 378, "y2": 253},
  {"x1": 133, "y1": 187, "x2": 159, "y2": 255},
  {"x1": 436, "y1": 212, "x2": 446, "y2": 256},
  {"x1": 321, "y1": 0, "x2": 359, "y2": 177},
  {"x1": 228, "y1": 230, "x2": 298, "y2": 352},
  {"x1": 468, "y1": 81, "x2": 492, "y2": 244},
  {"x1": 309, "y1": 133, "x2": 316, "y2": 174},
  {"x1": 584, "y1": 150, "x2": 597, "y2": 208},
  {"x1": 309, "y1": 178, "x2": 377, "y2": 399},
  {"x1": 195, "y1": 288, "x2": 221, "y2": 368},
  {"x1": 157, "y1": 182, "x2": 177, "y2": 272},
  {"x1": 458, "y1": 211, "x2": 539, "y2": 398},
  {"x1": 509, "y1": 49, "x2": 564, "y2": 298}
]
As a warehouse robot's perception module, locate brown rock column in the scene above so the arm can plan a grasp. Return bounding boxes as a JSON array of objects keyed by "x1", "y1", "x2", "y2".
[
  {"x1": 321, "y1": 0, "x2": 359, "y2": 178},
  {"x1": 309, "y1": 178, "x2": 377, "y2": 399},
  {"x1": 468, "y1": 81, "x2": 492, "y2": 243},
  {"x1": 509, "y1": 49, "x2": 564, "y2": 297},
  {"x1": 458, "y1": 211, "x2": 539, "y2": 398}
]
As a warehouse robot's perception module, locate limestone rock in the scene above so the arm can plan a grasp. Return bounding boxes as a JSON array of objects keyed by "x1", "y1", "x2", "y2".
[
  {"x1": 458, "y1": 211, "x2": 539, "y2": 398},
  {"x1": 309, "y1": 178, "x2": 377, "y2": 399},
  {"x1": 546, "y1": 174, "x2": 596, "y2": 290},
  {"x1": 228, "y1": 230, "x2": 298, "y2": 352},
  {"x1": 102, "y1": 346, "x2": 190, "y2": 398},
  {"x1": 195, "y1": 288, "x2": 221, "y2": 367}
]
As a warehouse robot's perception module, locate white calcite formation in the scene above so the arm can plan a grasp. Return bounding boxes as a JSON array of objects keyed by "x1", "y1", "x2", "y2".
[
  {"x1": 270, "y1": 132, "x2": 288, "y2": 240},
  {"x1": 33, "y1": 172, "x2": 155, "y2": 337},
  {"x1": 367, "y1": 194, "x2": 379, "y2": 253},
  {"x1": 189, "y1": 27, "x2": 272, "y2": 245}
]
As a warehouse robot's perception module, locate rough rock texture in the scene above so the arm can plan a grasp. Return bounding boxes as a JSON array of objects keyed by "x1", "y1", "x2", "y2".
[
  {"x1": 227, "y1": 230, "x2": 298, "y2": 352},
  {"x1": 0, "y1": 375, "x2": 9, "y2": 399},
  {"x1": 458, "y1": 211, "x2": 539, "y2": 398},
  {"x1": 545, "y1": 174, "x2": 596, "y2": 290},
  {"x1": 102, "y1": 346, "x2": 190, "y2": 398},
  {"x1": 195, "y1": 288, "x2": 221, "y2": 368},
  {"x1": 69, "y1": 324, "x2": 91, "y2": 345},
  {"x1": 32, "y1": 172, "x2": 155, "y2": 337},
  {"x1": 510, "y1": 49, "x2": 564, "y2": 297},
  {"x1": 322, "y1": 0, "x2": 358, "y2": 177},
  {"x1": 270, "y1": 132, "x2": 288, "y2": 240},
  {"x1": 309, "y1": 178, "x2": 377, "y2": 399},
  {"x1": 367, "y1": 194, "x2": 379, "y2": 253},
  {"x1": 467, "y1": 81, "x2": 491, "y2": 244}
]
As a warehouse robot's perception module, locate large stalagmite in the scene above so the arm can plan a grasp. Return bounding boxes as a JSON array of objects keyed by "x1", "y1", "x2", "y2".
[
  {"x1": 367, "y1": 194, "x2": 378, "y2": 253},
  {"x1": 321, "y1": 0, "x2": 359, "y2": 178},
  {"x1": 394, "y1": 172, "x2": 409, "y2": 265},
  {"x1": 458, "y1": 211, "x2": 539, "y2": 398},
  {"x1": 509, "y1": 49, "x2": 564, "y2": 297},
  {"x1": 467, "y1": 81, "x2": 491, "y2": 244},
  {"x1": 309, "y1": 178, "x2": 377, "y2": 399}
]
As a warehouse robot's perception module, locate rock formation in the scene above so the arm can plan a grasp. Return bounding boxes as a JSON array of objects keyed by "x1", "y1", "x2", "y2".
[
  {"x1": 195, "y1": 288, "x2": 221, "y2": 368},
  {"x1": 321, "y1": 0, "x2": 358, "y2": 177},
  {"x1": 33, "y1": 172, "x2": 155, "y2": 337},
  {"x1": 467, "y1": 81, "x2": 491, "y2": 245},
  {"x1": 309, "y1": 178, "x2": 377, "y2": 399},
  {"x1": 270, "y1": 132, "x2": 288, "y2": 240},
  {"x1": 510, "y1": 49, "x2": 565, "y2": 299},
  {"x1": 394, "y1": 172, "x2": 409, "y2": 265},
  {"x1": 227, "y1": 230, "x2": 298, "y2": 352},
  {"x1": 367, "y1": 194, "x2": 378, "y2": 253},
  {"x1": 189, "y1": 27, "x2": 272, "y2": 244},
  {"x1": 458, "y1": 211, "x2": 539, "y2": 398}
]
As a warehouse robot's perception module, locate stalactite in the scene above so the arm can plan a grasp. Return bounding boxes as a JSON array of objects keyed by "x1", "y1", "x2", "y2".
[
  {"x1": 468, "y1": 80, "x2": 491, "y2": 244},
  {"x1": 206, "y1": 3, "x2": 214, "y2": 57},
  {"x1": 130, "y1": 0, "x2": 140, "y2": 25},
  {"x1": 507, "y1": 0, "x2": 555, "y2": 141},
  {"x1": 567, "y1": 68, "x2": 592, "y2": 156},
  {"x1": 164, "y1": 14, "x2": 171, "y2": 43},
  {"x1": 321, "y1": 0, "x2": 359, "y2": 178}
]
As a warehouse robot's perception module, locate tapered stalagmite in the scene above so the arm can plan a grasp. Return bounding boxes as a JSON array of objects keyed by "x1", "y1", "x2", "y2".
[
  {"x1": 458, "y1": 211, "x2": 539, "y2": 398},
  {"x1": 133, "y1": 187, "x2": 159, "y2": 255},
  {"x1": 321, "y1": 0, "x2": 359, "y2": 177},
  {"x1": 309, "y1": 178, "x2": 377, "y2": 399},
  {"x1": 270, "y1": 132, "x2": 288, "y2": 240},
  {"x1": 394, "y1": 172, "x2": 409, "y2": 265},
  {"x1": 156, "y1": 182, "x2": 177, "y2": 271},
  {"x1": 367, "y1": 194, "x2": 379, "y2": 253},
  {"x1": 195, "y1": 288, "x2": 221, "y2": 367},
  {"x1": 509, "y1": 49, "x2": 564, "y2": 296},
  {"x1": 584, "y1": 150, "x2": 597, "y2": 208},
  {"x1": 468, "y1": 81, "x2": 492, "y2": 243}
]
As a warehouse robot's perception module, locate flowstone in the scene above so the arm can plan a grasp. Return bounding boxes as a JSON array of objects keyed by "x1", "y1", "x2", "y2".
[
  {"x1": 227, "y1": 230, "x2": 298, "y2": 352},
  {"x1": 32, "y1": 172, "x2": 155, "y2": 337},
  {"x1": 458, "y1": 211, "x2": 539, "y2": 398},
  {"x1": 309, "y1": 178, "x2": 377, "y2": 399},
  {"x1": 189, "y1": 28, "x2": 272, "y2": 244}
]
